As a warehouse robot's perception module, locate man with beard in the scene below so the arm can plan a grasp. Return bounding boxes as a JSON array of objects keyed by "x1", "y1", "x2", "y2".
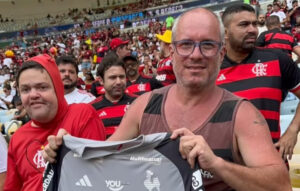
[
  {"x1": 90, "y1": 54, "x2": 136, "y2": 138},
  {"x1": 123, "y1": 55, "x2": 163, "y2": 96},
  {"x1": 256, "y1": 15, "x2": 300, "y2": 58},
  {"x1": 257, "y1": 13, "x2": 267, "y2": 35},
  {"x1": 217, "y1": 4, "x2": 300, "y2": 161},
  {"x1": 56, "y1": 55, "x2": 95, "y2": 104},
  {"x1": 155, "y1": 30, "x2": 176, "y2": 86}
]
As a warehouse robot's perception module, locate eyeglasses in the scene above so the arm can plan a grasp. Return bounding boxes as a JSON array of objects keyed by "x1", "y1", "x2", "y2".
[{"x1": 172, "y1": 40, "x2": 222, "y2": 57}]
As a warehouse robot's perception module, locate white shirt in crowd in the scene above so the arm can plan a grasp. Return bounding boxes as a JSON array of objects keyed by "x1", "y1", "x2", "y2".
[
  {"x1": 0, "y1": 134, "x2": 7, "y2": 173},
  {"x1": 64, "y1": 88, "x2": 95, "y2": 105},
  {"x1": 0, "y1": 94, "x2": 13, "y2": 109},
  {"x1": 3, "y1": 58, "x2": 13, "y2": 68},
  {"x1": 270, "y1": 11, "x2": 286, "y2": 23}
]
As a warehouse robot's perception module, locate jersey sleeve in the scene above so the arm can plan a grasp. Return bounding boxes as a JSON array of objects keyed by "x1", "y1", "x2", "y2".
[
  {"x1": 278, "y1": 52, "x2": 300, "y2": 91},
  {"x1": 77, "y1": 106, "x2": 106, "y2": 141},
  {"x1": 4, "y1": 138, "x2": 23, "y2": 191}
]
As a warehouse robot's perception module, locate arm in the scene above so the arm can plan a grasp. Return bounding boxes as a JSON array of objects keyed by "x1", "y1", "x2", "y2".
[
  {"x1": 107, "y1": 92, "x2": 151, "y2": 141},
  {"x1": 0, "y1": 172, "x2": 5, "y2": 191},
  {"x1": 275, "y1": 52, "x2": 300, "y2": 160},
  {"x1": 288, "y1": 7, "x2": 298, "y2": 18},
  {"x1": 275, "y1": 89, "x2": 300, "y2": 160},
  {"x1": 293, "y1": 46, "x2": 300, "y2": 58},
  {"x1": 176, "y1": 101, "x2": 291, "y2": 191}
]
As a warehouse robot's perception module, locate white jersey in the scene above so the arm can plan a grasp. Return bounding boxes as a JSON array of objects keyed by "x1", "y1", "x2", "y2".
[
  {"x1": 64, "y1": 88, "x2": 95, "y2": 105},
  {"x1": 0, "y1": 134, "x2": 7, "y2": 173}
]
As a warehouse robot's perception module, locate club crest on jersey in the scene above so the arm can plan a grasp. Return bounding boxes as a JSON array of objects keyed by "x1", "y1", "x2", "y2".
[
  {"x1": 33, "y1": 149, "x2": 46, "y2": 169},
  {"x1": 252, "y1": 63, "x2": 267, "y2": 77},
  {"x1": 138, "y1": 84, "x2": 146, "y2": 91}
]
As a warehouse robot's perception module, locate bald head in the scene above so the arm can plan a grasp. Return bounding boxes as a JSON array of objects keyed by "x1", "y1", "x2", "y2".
[{"x1": 172, "y1": 8, "x2": 224, "y2": 42}]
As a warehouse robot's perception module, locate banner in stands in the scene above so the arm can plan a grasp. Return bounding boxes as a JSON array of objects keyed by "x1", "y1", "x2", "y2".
[{"x1": 0, "y1": 0, "x2": 232, "y2": 41}]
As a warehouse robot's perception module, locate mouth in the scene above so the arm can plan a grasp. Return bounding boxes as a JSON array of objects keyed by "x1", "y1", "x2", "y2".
[
  {"x1": 186, "y1": 65, "x2": 206, "y2": 71},
  {"x1": 244, "y1": 36, "x2": 257, "y2": 42},
  {"x1": 30, "y1": 102, "x2": 44, "y2": 107}
]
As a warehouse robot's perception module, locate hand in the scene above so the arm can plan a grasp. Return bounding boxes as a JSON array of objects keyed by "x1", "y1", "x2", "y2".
[
  {"x1": 179, "y1": 134, "x2": 221, "y2": 170},
  {"x1": 170, "y1": 127, "x2": 194, "y2": 139},
  {"x1": 42, "y1": 128, "x2": 69, "y2": 163},
  {"x1": 274, "y1": 124, "x2": 298, "y2": 160}
]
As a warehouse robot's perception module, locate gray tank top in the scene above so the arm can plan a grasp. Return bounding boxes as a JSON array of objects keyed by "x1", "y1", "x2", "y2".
[{"x1": 140, "y1": 86, "x2": 244, "y2": 191}]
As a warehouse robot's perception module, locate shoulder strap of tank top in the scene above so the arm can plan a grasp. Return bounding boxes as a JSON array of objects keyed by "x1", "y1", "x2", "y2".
[{"x1": 143, "y1": 86, "x2": 172, "y2": 115}]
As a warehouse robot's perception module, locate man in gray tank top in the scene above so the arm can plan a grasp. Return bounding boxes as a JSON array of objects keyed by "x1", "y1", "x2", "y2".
[{"x1": 44, "y1": 7, "x2": 291, "y2": 191}]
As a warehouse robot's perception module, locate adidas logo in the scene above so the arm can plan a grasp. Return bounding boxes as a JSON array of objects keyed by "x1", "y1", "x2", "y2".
[
  {"x1": 99, "y1": 111, "x2": 107, "y2": 117},
  {"x1": 75, "y1": 175, "x2": 92, "y2": 187},
  {"x1": 217, "y1": 74, "x2": 226, "y2": 81}
]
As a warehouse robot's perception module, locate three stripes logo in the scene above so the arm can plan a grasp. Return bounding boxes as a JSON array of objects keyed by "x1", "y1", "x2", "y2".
[{"x1": 75, "y1": 175, "x2": 93, "y2": 187}]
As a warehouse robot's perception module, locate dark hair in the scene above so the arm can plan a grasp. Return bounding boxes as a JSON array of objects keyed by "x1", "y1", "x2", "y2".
[
  {"x1": 97, "y1": 53, "x2": 125, "y2": 80},
  {"x1": 266, "y1": 15, "x2": 280, "y2": 28},
  {"x1": 3, "y1": 83, "x2": 11, "y2": 91},
  {"x1": 222, "y1": 4, "x2": 255, "y2": 27},
  {"x1": 293, "y1": 0, "x2": 298, "y2": 4},
  {"x1": 123, "y1": 55, "x2": 138, "y2": 63},
  {"x1": 16, "y1": 61, "x2": 45, "y2": 87},
  {"x1": 56, "y1": 55, "x2": 78, "y2": 74},
  {"x1": 14, "y1": 98, "x2": 22, "y2": 106},
  {"x1": 267, "y1": 4, "x2": 273, "y2": 7}
]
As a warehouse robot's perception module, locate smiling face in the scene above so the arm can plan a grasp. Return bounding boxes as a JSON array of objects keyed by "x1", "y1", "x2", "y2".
[
  {"x1": 18, "y1": 68, "x2": 58, "y2": 123},
  {"x1": 225, "y1": 11, "x2": 258, "y2": 53},
  {"x1": 170, "y1": 9, "x2": 225, "y2": 89}
]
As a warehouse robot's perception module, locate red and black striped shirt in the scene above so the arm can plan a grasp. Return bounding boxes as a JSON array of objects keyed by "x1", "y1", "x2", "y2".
[
  {"x1": 90, "y1": 94, "x2": 137, "y2": 138},
  {"x1": 126, "y1": 75, "x2": 163, "y2": 96},
  {"x1": 216, "y1": 49, "x2": 300, "y2": 143},
  {"x1": 256, "y1": 28, "x2": 298, "y2": 57},
  {"x1": 156, "y1": 57, "x2": 176, "y2": 86}
]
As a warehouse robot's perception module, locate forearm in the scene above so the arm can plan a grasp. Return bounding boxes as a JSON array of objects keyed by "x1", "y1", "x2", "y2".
[
  {"x1": 288, "y1": 103, "x2": 300, "y2": 132},
  {"x1": 0, "y1": 172, "x2": 6, "y2": 191},
  {"x1": 211, "y1": 157, "x2": 291, "y2": 191}
]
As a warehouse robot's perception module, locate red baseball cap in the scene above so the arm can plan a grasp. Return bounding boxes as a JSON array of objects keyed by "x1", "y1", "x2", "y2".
[{"x1": 110, "y1": 38, "x2": 129, "y2": 50}]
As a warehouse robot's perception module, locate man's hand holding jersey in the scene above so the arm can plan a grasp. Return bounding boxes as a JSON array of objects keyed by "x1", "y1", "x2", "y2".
[{"x1": 171, "y1": 128, "x2": 221, "y2": 170}]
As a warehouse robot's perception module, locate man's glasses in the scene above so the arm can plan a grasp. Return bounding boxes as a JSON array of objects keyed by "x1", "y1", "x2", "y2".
[{"x1": 172, "y1": 40, "x2": 222, "y2": 57}]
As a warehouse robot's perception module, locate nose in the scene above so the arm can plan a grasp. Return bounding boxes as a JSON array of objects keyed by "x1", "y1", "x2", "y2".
[
  {"x1": 115, "y1": 77, "x2": 122, "y2": 84},
  {"x1": 189, "y1": 45, "x2": 204, "y2": 59},
  {"x1": 248, "y1": 23, "x2": 258, "y2": 34},
  {"x1": 29, "y1": 88, "x2": 40, "y2": 99}
]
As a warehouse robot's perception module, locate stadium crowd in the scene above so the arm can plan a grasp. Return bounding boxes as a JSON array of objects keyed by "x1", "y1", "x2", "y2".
[{"x1": 1, "y1": 0, "x2": 300, "y2": 190}]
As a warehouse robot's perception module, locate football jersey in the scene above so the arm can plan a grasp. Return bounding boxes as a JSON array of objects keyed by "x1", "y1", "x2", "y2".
[{"x1": 43, "y1": 133, "x2": 205, "y2": 191}]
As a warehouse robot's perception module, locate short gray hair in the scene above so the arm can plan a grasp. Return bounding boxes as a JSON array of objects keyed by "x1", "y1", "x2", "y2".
[{"x1": 171, "y1": 8, "x2": 224, "y2": 43}]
